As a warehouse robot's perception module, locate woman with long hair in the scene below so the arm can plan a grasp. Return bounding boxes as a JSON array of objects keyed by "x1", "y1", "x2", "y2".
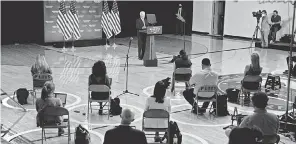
[
  {"x1": 35, "y1": 81, "x2": 64, "y2": 136},
  {"x1": 89, "y1": 60, "x2": 111, "y2": 115},
  {"x1": 31, "y1": 54, "x2": 52, "y2": 76},
  {"x1": 242, "y1": 53, "x2": 263, "y2": 104},
  {"x1": 145, "y1": 81, "x2": 171, "y2": 142},
  {"x1": 244, "y1": 53, "x2": 262, "y2": 76}
]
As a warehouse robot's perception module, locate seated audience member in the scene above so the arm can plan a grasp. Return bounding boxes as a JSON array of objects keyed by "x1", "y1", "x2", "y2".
[
  {"x1": 171, "y1": 50, "x2": 192, "y2": 88},
  {"x1": 89, "y1": 60, "x2": 111, "y2": 115},
  {"x1": 284, "y1": 55, "x2": 296, "y2": 76},
  {"x1": 225, "y1": 92, "x2": 279, "y2": 141},
  {"x1": 103, "y1": 108, "x2": 147, "y2": 144},
  {"x1": 242, "y1": 53, "x2": 263, "y2": 97},
  {"x1": 228, "y1": 127, "x2": 263, "y2": 144},
  {"x1": 244, "y1": 53, "x2": 262, "y2": 76},
  {"x1": 35, "y1": 81, "x2": 64, "y2": 136},
  {"x1": 145, "y1": 81, "x2": 171, "y2": 142},
  {"x1": 183, "y1": 58, "x2": 218, "y2": 114},
  {"x1": 170, "y1": 50, "x2": 192, "y2": 69},
  {"x1": 31, "y1": 54, "x2": 52, "y2": 76},
  {"x1": 240, "y1": 92, "x2": 279, "y2": 136}
]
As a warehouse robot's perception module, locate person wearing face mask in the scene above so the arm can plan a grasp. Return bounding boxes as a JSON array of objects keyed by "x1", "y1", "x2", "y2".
[
  {"x1": 176, "y1": 4, "x2": 185, "y2": 36},
  {"x1": 136, "y1": 11, "x2": 149, "y2": 60},
  {"x1": 260, "y1": 10, "x2": 271, "y2": 48}
]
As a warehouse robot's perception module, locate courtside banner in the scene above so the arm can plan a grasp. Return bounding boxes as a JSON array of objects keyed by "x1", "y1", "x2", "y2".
[{"x1": 44, "y1": 1, "x2": 102, "y2": 42}]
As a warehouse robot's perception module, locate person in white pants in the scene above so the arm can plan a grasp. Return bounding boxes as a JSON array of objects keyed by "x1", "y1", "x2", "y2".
[{"x1": 261, "y1": 10, "x2": 271, "y2": 48}]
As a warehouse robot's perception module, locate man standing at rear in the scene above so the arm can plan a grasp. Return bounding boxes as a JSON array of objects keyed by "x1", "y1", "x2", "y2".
[
  {"x1": 136, "y1": 11, "x2": 149, "y2": 60},
  {"x1": 176, "y1": 4, "x2": 185, "y2": 36}
]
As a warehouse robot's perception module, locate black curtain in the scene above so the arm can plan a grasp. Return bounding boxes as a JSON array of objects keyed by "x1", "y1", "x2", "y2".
[
  {"x1": 1, "y1": 1, "x2": 44, "y2": 45},
  {"x1": 115, "y1": 1, "x2": 193, "y2": 38}
]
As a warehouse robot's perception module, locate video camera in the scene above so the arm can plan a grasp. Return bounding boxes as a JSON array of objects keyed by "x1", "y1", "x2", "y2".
[
  {"x1": 252, "y1": 10, "x2": 262, "y2": 20},
  {"x1": 160, "y1": 77, "x2": 171, "y2": 89}
]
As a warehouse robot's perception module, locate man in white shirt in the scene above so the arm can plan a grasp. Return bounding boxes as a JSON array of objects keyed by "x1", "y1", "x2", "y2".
[{"x1": 183, "y1": 58, "x2": 218, "y2": 114}]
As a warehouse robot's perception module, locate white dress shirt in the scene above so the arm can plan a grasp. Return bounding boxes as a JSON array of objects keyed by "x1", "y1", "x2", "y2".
[{"x1": 189, "y1": 67, "x2": 218, "y2": 97}]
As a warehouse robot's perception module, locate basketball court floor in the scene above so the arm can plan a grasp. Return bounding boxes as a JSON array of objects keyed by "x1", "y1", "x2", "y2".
[{"x1": 1, "y1": 34, "x2": 295, "y2": 144}]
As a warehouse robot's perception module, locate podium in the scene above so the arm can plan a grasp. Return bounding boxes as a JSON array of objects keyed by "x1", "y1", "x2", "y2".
[{"x1": 140, "y1": 26, "x2": 162, "y2": 67}]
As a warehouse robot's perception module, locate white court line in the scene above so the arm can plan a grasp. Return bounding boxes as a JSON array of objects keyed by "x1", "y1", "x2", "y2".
[
  {"x1": 6, "y1": 128, "x2": 104, "y2": 143},
  {"x1": 2, "y1": 92, "x2": 81, "y2": 111},
  {"x1": 68, "y1": 104, "x2": 144, "y2": 126},
  {"x1": 182, "y1": 132, "x2": 209, "y2": 144}
]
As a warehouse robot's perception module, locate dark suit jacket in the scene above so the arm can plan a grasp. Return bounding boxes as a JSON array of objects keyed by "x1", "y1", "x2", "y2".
[
  {"x1": 176, "y1": 8, "x2": 186, "y2": 20},
  {"x1": 103, "y1": 125, "x2": 147, "y2": 144},
  {"x1": 136, "y1": 18, "x2": 149, "y2": 36}
]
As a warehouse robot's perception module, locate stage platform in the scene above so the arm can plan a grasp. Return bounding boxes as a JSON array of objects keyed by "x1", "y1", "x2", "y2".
[
  {"x1": 269, "y1": 42, "x2": 296, "y2": 52},
  {"x1": 1, "y1": 34, "x2": 295, "y2": 144}
]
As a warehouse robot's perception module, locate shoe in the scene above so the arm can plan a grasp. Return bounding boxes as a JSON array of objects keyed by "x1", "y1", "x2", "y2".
[
  {"x1": 191, "y1": 108, "x2": 197, "y2": 114},
  {"x1": 99, "y1": 109, "x2": 103, "y2": 115},
  {"x1": 283, "y1": 70, "x2": 289, "y2": 74},
  {"x1": 58, "y1": 128, "x2": 64, "y2": 136}
]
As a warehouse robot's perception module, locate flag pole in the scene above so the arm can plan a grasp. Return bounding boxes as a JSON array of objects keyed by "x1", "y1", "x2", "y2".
[
  {"x1": 113, "y1": 32, "x2": 117, "y2": 48},
  {"x1": 71, "y1": 31, "x2": 75, "y2": 52},
  {"x1": 62, "y1": 36, "x2": 67, "y2": 52}
]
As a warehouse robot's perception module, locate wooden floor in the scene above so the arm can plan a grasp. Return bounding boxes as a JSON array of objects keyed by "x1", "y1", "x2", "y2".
[{"x1": 1, "y1": 34, "x2": 295, "y2": 144}]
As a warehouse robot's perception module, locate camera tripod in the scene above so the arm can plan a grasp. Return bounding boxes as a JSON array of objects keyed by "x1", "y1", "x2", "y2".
[{"x1": 250, "y1": 19, "x2": 261, "y2": 48}]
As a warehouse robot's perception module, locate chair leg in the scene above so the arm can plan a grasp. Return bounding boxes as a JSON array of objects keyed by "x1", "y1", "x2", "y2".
[
  {"x1": 41, "y1": 129, "x2": 43, "y2": 144},
  {"x1": 108, "y1": 102, "x2": 110, "y2": 120},
  {"x1": 68, "y1": 125, "x2": 71, "y2": 144}
]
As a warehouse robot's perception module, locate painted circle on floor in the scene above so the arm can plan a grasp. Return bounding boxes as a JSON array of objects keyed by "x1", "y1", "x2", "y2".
[
  {"x1": 2, "y1": 92, "x2": 81, "y2": 111},
  {"x1": 68, "y1": 104, "x2": 144, "y2": 126},
  {"x1": 6, "y1": 128, "x2": 103, "y2": 143},
  {"x1": 218, "y1": 73, "x2": 295, "y2": 111},
  {"x1": 170, "y1": 104, "x2": 231, "y2": 127}
]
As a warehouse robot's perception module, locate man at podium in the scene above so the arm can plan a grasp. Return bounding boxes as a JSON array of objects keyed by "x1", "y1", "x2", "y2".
[{"x1": 136, "y1": 11, "x2": 149, "y2": 60}]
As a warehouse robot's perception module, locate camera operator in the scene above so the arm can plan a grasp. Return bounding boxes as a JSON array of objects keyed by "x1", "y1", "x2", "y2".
[
  {"x1": 270, "y1": 10, "x2": 281, "y2": 43},
  {"x1": 169, "y1": 50, "x2": 192, "y2": 69},
  {"x1": 225, "y1": 92, "x2": 279, "y2": 142},
  {"x1": 261, "y1": 10, "x2": 271, "y2": 48}
]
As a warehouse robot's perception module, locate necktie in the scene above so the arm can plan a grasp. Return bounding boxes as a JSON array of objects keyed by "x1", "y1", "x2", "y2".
[
  {"x1": 142, "y1": 19, "x2": 145, "y2": 27},
  {"x1": 178, "y1": 8, "x2": 181, "y2": 16}
]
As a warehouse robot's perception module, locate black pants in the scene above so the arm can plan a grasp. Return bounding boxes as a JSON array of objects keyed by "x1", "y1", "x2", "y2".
[
  {"x1": 137, "y1": 33, "x2": 146, "y2": 59},
  {"x1": 271, "y1": 25, "x2": 280, "y2": 42},
  {"x1": 286, "y1": 56, "x2": 296, "y2": 69},
  {"x1": 176, "y1": 20, "x2": 184, "y2": 35},
  {"x1": 183, "y1": 88, "x2": 215, "y2": 110}
]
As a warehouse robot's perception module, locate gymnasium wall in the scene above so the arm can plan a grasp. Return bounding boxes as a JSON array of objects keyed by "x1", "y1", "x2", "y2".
[
  {"x1": 43, "y1": 1, "x2": 102, "y2": 43},
  {"x1": 224, "y1": 0, "x2": 295, "y2": 39},
  {"x1": 192, "y1": 1, "x2": 213, "y2": 34}
]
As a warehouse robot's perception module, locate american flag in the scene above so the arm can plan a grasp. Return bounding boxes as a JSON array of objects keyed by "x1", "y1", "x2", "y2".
[
  {"x1": 110, "y1": 0, "x2": 121, "y2": 35},
  {"x1": 67, "y1": 0, "x2": 81, "y2": 40},
  {"x1": 57, "y1": 0, "x2": 72, "y2": 40},
  {"x1": 101, "y1": 0, "x2": 113, "y2": 39}
]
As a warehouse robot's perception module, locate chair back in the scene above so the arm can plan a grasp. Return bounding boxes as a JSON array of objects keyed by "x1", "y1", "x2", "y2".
[
  {"x1": 89, "y1": 85, "x2": 110, "y2": 92},
  {"x1": 54, "y1": 93, "x2": 67, "y2": 107},
  {"x1": 33, "y1": 74, "x2": 53, "y2": 88},
  {"x1": 41, "y1": 106, "x2": 69, "y2": 116},
  {"x1": 175, "y1": 68, "x2": 192, "y2": 75},
  {"x1": 197, "y1": 85, "x2": 217, "y2": 97},
  {"x1": 143, "y1": 109, "x2": 170, "y2": 118}
]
